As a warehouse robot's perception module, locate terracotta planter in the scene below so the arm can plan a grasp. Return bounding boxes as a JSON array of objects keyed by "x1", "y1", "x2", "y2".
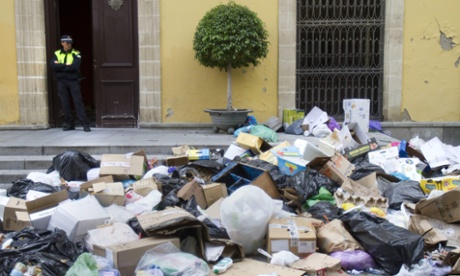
[{"x1": 204, "y1": 108, "x2": 252, "y2": 134}]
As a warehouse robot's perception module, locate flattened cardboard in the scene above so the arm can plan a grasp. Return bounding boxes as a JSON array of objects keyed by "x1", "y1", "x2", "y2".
[
  {"x1": 343, "y1": 98, "x2": 370, "y2": 133},
  {"x1": 340, "y1": 172, "x2": 381, "y2": 197},
  {"x1": 415, "y1": 187, "x2": 460, "y2": 223},
  {"x1": 259, "y1": 141, "x2": 291, "y2": 165},
  {"x1": 137, "y1": 207, "x2": 209, "y2": 259},
  {"x1": 211, "y1": 258, "x2": 306, "y2": 276},
  {"x1": 290, "y1": 252, "x2": 342, "y2": 275},
  {"x1": 91, "y1": 182, "x2": 125, "y2": 207},
  {"x1": 267, "y1": 217, "x2": 316, "y2": 257},
  {"x1": 105, "y1": 236, "x2": 180, "y2": 276},
  {"x1": 236, "y1": 132, "x2": 272, "y2": 154}
]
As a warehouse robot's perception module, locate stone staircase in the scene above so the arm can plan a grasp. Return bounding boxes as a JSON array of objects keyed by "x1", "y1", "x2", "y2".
[{"x1": 0, "y1": 144, "x2": 213, "y2": 191}]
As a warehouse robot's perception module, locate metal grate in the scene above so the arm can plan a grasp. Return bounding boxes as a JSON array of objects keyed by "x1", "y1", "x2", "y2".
[{"x1": 296, "y1": 0, "x2": 385, "y2": 120}]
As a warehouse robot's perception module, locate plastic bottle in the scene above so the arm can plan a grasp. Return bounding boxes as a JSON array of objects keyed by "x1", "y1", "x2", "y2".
[
  {"x1": 213, "y1": 257, "x2": 233, "y2": 274},
  {"x1": 125, "y1": 190, "x2": 142, "y2": 204}
]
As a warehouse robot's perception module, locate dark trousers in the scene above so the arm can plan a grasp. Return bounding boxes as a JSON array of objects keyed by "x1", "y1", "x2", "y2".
[{"x1": 57, "y1": 80, "x2": 88, "y2": 126}]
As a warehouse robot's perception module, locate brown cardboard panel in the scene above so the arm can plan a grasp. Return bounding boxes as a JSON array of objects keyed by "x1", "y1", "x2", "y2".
[
  {"x1": 415, "y1": 187, "x2": 460, "y2": 223},
  {"x1": 202, "y1": 183, "x2": 228, "y2": 207},
  {"x1": 211, "y1": 258, "x2": 306, "y2": 276},
  {"x1": 99, "y1": 154, "x2": 146, "y2": 180},
  {"x1": 236, "y1": 133, "x2": 272, "y2": 154}
]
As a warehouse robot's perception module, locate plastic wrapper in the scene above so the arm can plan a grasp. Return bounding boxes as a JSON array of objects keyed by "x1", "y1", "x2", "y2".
[
  {"x1": 340, "y1": 210, "x2": 424, "y2": 275},
  {"x1": 249, "y1": 124, "x2": 278, "y2": 142},
  {"x1": 48, "y1": 150, "x2": 100, "y2": 181},
  {"x1": 220, "y1": 185, "x2": 274, "y2": 254},
  {"x1": 330, "y1": 250, "x2": 376, "y2": 271},
  {"x1": 8, "y1": 178, "x2": 63, "y2": 199},
  {"x1": 135, "y1": 242, "x2": 210, "y2": 276},
  {"x1": 65, "y1": 253, "x2": 99, "y2": 276}
]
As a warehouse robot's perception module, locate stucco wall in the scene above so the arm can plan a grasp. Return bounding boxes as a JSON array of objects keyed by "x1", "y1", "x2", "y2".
[
  {"x1": 403, "y1": 0, "x2": 460, "y2": 121},
  {"x1": 0, "y1": 0, "x2": 19, "y2": 124},
  {"x1": 160, "y1": 0, "x2": 278, "y2": 123}
]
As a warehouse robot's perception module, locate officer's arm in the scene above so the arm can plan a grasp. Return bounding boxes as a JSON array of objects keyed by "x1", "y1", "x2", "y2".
[
  {"x1": 50, "y1": 56, "x2": 65, "y2": 71},
  {"x1": 63, "y1": 53, "x2": 81, "y2": 72}
]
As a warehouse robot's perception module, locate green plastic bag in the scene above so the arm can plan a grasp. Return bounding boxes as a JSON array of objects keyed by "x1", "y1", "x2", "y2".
[
  {"x1": 303, "y1": 187, "x2": 335, "y2": 209},
  {"x1": 65, "y1": 253, "x2": 99, "y2": 276},
  {"x1": 250, "y1": 125, "x2": 278, "y2": 142}
]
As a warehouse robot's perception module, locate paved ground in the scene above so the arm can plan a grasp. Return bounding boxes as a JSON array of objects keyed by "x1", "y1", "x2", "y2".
[{"x1": 0, "y1": 127, "x2": 397, "y2": 150}]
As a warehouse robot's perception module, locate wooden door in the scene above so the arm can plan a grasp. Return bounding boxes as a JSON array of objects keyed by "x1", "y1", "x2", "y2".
[{"x1": 92, "y1": 0, "x2": 139, "y2": 127}]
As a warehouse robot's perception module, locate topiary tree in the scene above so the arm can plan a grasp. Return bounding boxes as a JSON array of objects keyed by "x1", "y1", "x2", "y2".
[{"x1": 193, "y1": 2, "x2": 269, "y2": 111}]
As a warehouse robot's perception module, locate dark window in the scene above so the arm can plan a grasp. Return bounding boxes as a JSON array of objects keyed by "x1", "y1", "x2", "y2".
[{"x1": 296, "y1": 0, "x2": 385, "y2": 120}]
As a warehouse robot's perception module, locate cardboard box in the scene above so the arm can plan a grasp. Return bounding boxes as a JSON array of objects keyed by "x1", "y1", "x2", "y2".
[
  {"x1": 0, "y1": 195, "x2": 10, "y2": 222},
  {"x1": 100, "y1": 153, "x2": 146, "y2": 180},
  {"x1": 48, "y1": 195, "x2": 110, "y2": 242},
  {"x1": 132, "y1": 177, "x2": 161, "y2": 197},
  {"x1": 105, "y1": 236, "x2": 180, "y2": 276},
  {"x1": 318, "y1": 129, "x2": 344, "y2": 156},
  {"x1": 177, "y1": 180, "x2": 207, "y2": 209},
  {"x1": 283, "y1": 109, "x2": 305, "y2": 127},
  {"x1": 343, "y1": 137, "x2": 380, "y2": 161},
  {"x1": 419, "y1": 176, "x2": 460, "y2": 194},
  {"x1": 3, "y1": 190, "x2": 68, "y2": 231},
  {"x1": 340, "y1": 122, "x2": 370, "y2": 150},
  {"x1": 267, "y1": 217, "x2": 316, "y2": 257},
  {"x1": 202, "y1": 183, "x2": 227, "y2": 207},
  {"x1": 415, "y1": 187, "x2": 460, "y2": 223},
  {"x1": 258, "y1": 141, "x2": 290, "y2": 165},
  {"x1": 309, "y1": 154, "x2": 355, "y2": 184},
  {"x1": 223, "y1": 143, "x2": 253, "y2": 161},
  {"x1": 165, "y1": 155, "x2": 188, "y2": 166},
  {"x1": 343, "y1": 98, "x2": 370, "y2": 133},
  {"x1": 210, "y1": 161, "x2": 281, "y2": 199},
  {"x1": 80, "y1": 176, "x2": 125, "y2": 207},
  {"x1": 236, "y1": 133, "x2": 272, "y2": 154},
  {"x1": 340, "y1": 172, "x2": 381, "y2": 198},
  {"x1": 271, "y1": 145, "x2": 308, "y2": 176},
  {"x1": 301, "y1": 106, "x2": 329, "y2": 133},
  {"x1": 203, "y1": 197, "x2": 224, "y2": 220}
]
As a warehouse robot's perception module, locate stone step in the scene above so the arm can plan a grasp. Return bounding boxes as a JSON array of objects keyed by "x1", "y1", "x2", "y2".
[{"x1": 0, "y1": 170, "x2": 48, "y2": 186}]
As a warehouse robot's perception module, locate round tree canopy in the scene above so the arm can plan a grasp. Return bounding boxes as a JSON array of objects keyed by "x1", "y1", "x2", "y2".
[{"x1": 193, "y1": 2, "x2": 269, "y2": 71}]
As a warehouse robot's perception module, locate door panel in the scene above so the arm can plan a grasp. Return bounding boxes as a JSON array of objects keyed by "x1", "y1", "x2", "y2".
[{"x1": 93, "y1": 0, "x2": 139, "y2": 127}]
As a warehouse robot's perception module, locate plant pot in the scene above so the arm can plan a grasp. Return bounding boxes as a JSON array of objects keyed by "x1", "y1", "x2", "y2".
[{"x1": 205, "y1": 108, "x2": 253, "y2": 134}]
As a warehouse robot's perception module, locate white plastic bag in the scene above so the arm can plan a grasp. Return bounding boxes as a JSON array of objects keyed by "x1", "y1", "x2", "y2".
[
  {"x1": 26, "y1": 171, "x2": 61, "y2": 186},
  {"x1": 395, "y1": 258, "x2": 432, "y2": 276},
  {"x1": 105, "y1": 204, "x2": 135, "y2": 224},
  {"x1": 125, "y1": 189, "x2": 162, "y2": 215},
  {"x1": 143, "y1": 166, "x2": 170, "y2": 179},
  {"x1": 220, "y1": 185, "x2": 274, "y2": 254}
]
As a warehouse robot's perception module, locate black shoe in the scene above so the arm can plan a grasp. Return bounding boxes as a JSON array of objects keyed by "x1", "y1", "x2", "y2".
[
  {"x1": 83, "y1": 125, "x2": 91, "y2": 132},
  {"x1": 63, "y1": 125, "x2": 75, "y2": 131}
]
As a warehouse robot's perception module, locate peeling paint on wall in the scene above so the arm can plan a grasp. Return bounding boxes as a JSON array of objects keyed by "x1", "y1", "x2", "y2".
[
  {"x1": 439, "y1": 31, "x2": 456, "y2": 50},
  {"x1": 165, "y1": 108, "x2": 174, "y2": 118},
  {"x1": 455, "y1": 57, "x2": 460, "y2": 67}
]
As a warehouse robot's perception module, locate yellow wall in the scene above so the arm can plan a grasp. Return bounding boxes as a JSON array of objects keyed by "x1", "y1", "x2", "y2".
[
  {"x1": 0, "y1": 0, "x2": 19, "y2": 124},
  {"x1": 161, "y1": 0, "x2": 278, "y2": 123},
  {"x1": 403, "y1": 0, "x2": 460, "y2": 121}
]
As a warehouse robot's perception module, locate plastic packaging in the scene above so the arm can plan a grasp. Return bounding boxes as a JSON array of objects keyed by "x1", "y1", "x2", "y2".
[
  {"x1": 125, "y1": 190, "x2": 142, "y2": 204},
  {"x1": 213, "y1": 257, "x2": 233, "y2": 274}
]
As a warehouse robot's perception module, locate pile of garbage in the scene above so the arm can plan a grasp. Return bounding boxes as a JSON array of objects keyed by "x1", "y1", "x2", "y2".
[{"x1": 0, "y1": 107, "x2": 459, "y2": 276}]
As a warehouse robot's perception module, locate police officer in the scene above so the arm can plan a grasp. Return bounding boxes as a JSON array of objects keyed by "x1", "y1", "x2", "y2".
[{"x1": 50, "y1": 35, "x2": 91, "y2": 132}]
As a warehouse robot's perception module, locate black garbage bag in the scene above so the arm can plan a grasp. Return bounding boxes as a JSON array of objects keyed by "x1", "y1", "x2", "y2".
[
  {"x1": 285, "y1": 119, "x2": 304, "y2": 135},
  {"x1": 182, "y1": 196, "x2": 230, "y2": 239},
  {"x1": 377, "y1": 177, "x2": 426, "y2": 210},
  {"x1": 286, "y1": 168, "x2": 339, "y2": 204},
  {"x1": 340, "y1": 210, "x2": 424, "y2": 275},
  {"x1": 350, "y1": 158, "x2": 385, "y2": 180},
  {"x1": 307, "y1": 201, "x2": 343, "y2": 222},
  {"x1": 8, "y1": 179, "x2": 63, "y2": 199},
  {"x1": 0, "y1": 227, "x2": 85, "y2": 275},
  {"x1": 48, "y1": 150, "x2": 100, "y2": 181}
]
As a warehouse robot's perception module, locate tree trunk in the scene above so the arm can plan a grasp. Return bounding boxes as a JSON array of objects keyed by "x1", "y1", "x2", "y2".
[{"x1": 227, "y1": 63, "x2": 232, "y2": 110}]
